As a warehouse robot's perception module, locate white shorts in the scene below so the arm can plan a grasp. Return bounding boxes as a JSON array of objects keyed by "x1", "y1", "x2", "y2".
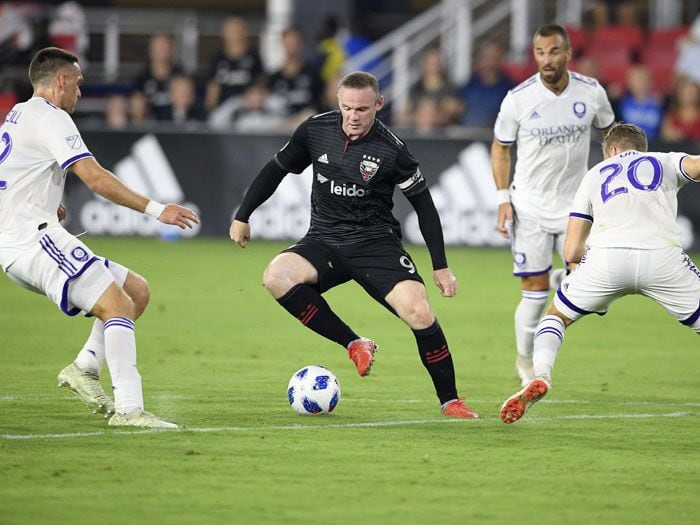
[
  {"x1": 5, "y1": 226, "x2": 129, "y2": 316},
  {"x1": 510, "y1": 207, "x2": 567, "y2": 277},
  {"x1": 554, "y1": 246, "x2": 700, "y2": 331}
]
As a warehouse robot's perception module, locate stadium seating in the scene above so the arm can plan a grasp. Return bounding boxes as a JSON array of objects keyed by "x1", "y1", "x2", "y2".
[
  {"x1": 641, "y1": 46, "x2": 678, "y2": 95},
  {"x1": 587, "y1": 46, "x2": 632, "y2": 92},
  {"x1": 590, "y1": 25, "x2": 645, "y2": 56}
]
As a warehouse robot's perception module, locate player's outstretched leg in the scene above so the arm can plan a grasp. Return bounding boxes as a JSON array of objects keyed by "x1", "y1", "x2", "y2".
[
  {"x1": 500, "y1": 376, "x2": 551, "y2": 424},
  {"x1": 347, "y1": 337, "x2": 378, "y2": 376},
  {"x1": 58, "y1": 362, "x2": 115, "y2": 417}
]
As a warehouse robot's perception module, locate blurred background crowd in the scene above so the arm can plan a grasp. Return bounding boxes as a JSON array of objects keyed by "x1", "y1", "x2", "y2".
[{"x1": 1, "y1": 0, "x2": 699, "y2": 141}]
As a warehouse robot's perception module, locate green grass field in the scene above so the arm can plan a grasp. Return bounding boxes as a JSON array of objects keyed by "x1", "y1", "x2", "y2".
[{"x1": 1, "y1": 237, "x2": 697, "y2": 525}]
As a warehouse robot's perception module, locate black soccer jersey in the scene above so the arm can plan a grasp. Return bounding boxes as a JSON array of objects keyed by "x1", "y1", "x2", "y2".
[{"x1": 274, "y1": 111, "x2": 427, "y2": 245}]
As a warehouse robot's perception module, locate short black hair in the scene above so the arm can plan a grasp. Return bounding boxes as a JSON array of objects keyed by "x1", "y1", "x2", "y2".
[
  {"x1": 602, "y1": 122, "x2": 648, "y2": 153},
  {"x1": 28, "y1": 47, "x2": 79, "y2": 87},
  {"x1": 338, "y1": 71, "x2": 380, "y2": 98},
  {"x1": 533, "y1": 24, "x2": 571, "y2": 49}
]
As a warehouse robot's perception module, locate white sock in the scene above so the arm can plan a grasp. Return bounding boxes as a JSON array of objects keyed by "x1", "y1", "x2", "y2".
[
  {"x1": 104, "y1": 317, "x2": 144, "y2": 415},
  {"x1": 514, "y1": 290, "x2": 549, "y2": 359},
  {"x1": 73, "y1": 319, "x2": 105, "y2": 374},
  {"x1": 533, "y1": 315, "x2": 566, "y2": 378}
]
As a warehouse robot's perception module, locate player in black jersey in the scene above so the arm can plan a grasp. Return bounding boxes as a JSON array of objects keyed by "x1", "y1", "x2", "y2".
[{"x1": 230, "y1": 72, "x2": 478, "y2": 419}]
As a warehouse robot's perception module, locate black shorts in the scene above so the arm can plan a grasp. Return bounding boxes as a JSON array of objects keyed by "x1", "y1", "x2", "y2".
[{"x1": 283, "y1": 235, "x2": 424, "y2": 310}]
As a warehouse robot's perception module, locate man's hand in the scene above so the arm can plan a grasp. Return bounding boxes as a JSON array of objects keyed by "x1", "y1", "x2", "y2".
[
  {"x1": 230, "y1": 220, "x2": 251, "y2": 248},
  {"x1": 496, "y1": 202, "x2": 513, "y2": 239},
  {"x1": 158, "y1": 204, "x2": 199, "y2": 229},
  {"x1": 433, "y1": 267, "x2": 457, "y2": 297},
  {"x1": 57, "y1": 204, "x2": 67, "y2": 222}
]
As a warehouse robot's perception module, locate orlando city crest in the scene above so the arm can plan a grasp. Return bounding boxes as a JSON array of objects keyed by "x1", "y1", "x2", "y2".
[{"x1": 360, "y1": 154, "x2": 380, "y2": 181}]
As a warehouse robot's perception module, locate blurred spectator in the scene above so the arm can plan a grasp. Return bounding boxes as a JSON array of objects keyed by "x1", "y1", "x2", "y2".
[
  {"x1": 342, "y1": 15, "x2": 380, "y2": 74},
  {"x1": 268, "y1": 27, "x2": 324, "y2": 121},
  {"x1": 104, "y1": 94, "x2": 129, "y2": 130},
  {"x1": 0, "y1": 2, "x2": 33, "y2": 65},
  {"x1": 315, "y1": 17, "x2": 346, "y2": 84},
  {"x1": 166, "y1": 74, "x2": 205, "y2": 126},
  {"x1": 676, "y1": 15, "x2": 700, "y2": 86},
  {"x1": 459, "y1": 42, "x2": 514, "y2": 128},
  {"x1": 129, "y1": 91, "x2": 153, "y2": 127},
  {"x1": 616, "y1": 65, "x2": 663, "y2": 140},
  {"x1": 205, "y1": 16, "x2": 264, "y2": 111},
  {"x1": 412, "y1": 96, "x2": 444, "y2": 135},
  {"x1": 48, "y1": 1, "x2": 88, "y2": 64},
  {"x1": 133, "y1": 33, "x2": 182, "y2": 121},
  {"x1": 208, "y1": 80, "x2": 286, "y2": 133},
  {"x1": 318, "y1": 75, "x2": 340, "y2": 113},
  {"x1": 591, "y1": 0, "x2": 639, "y2": 27},
  {"x1": 661, "y1": 76, "x2": 700, "y2": 141},
  {"x1": 573, "y1": 55, "x2": 601, "y2": 79}
]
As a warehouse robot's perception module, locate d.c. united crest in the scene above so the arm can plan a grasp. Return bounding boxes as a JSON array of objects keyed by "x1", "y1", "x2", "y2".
[{"x1": 360, "y1": 155, "x2": 380, "y2": 181}]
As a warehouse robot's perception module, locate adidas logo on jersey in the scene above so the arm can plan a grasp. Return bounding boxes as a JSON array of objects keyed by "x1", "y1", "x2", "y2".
[
  {"x1": 317, "y1": 153, "x2": 329, "y2": 164},
  {"x1": 529, "y1": 111, "x2": 541, "y2": 119}
]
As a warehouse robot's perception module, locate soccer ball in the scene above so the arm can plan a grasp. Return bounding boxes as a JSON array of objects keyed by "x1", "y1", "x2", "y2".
[{"x1": 287, "y1": 365, "x2": 341, "y2": 415}]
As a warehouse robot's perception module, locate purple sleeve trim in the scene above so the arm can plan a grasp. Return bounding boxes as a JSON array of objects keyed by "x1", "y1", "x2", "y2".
[
  {"x1": 569, "y1": 212, "x2": 593, "y2": 222},
  {"x1": 61, "y1": 152, "x2": 93, "y2": 170}
]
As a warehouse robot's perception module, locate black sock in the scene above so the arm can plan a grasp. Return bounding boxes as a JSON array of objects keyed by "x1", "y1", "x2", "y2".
[
  {"x1": 413, "y1": 320, "x2": 458, "y2": 405},
  {"x1": 277, "y1": 284, "x2": 358, "y2": 348}
]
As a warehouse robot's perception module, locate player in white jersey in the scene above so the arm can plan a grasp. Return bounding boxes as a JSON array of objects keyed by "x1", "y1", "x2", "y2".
[
  {"x1": 491, "y1": 24, "x2": 615, "y2": 386},
  {"x1": 500, "y1": 123, "x2": 700, "y2": 424},
  {"x1": 0, "y1": 47, "x2": 199, "y2": 428}
]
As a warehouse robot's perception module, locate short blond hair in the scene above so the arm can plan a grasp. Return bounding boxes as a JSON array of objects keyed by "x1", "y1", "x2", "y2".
[{"x1": 603, "y1": 122, "x2": 648, "y2": 153}]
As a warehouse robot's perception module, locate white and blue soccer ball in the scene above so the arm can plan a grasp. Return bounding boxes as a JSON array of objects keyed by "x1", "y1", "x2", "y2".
[{"x1": 287, "y1": 365, "x2": 341, "y2": 415}]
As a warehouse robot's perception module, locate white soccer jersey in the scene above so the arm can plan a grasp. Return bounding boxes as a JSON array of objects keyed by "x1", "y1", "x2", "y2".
[
  {"x1": 0, "y1": 97, "x2": 92, "y2": 271},
  {"x1": 570, "y1": 150, "x2": 695, "y2": 249},
  {"x1": 494, "y1": 72, "x2": 615, "y2": 224}
]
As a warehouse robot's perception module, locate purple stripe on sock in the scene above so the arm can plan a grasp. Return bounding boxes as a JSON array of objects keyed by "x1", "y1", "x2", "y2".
[{"x1": 535, "y1": 327, "x2": 563, "y2": 342}]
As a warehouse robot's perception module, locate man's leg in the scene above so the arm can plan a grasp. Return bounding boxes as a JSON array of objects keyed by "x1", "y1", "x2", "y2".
[
  {"x1": 264, "y1": 252, "x2": 376, "y2": 375},
  {"x1": 386, "y1": 280, "x2": 478, "y2": 419},
  {"x1": 73, "y1": 269, "x2": 149, "y2": 374},
  {"x1": 89, "y1": 283, "x2": 176, "y2": 429},
  {"x1": 514, "y1": 274, "x2": 549, "y2": 386}
]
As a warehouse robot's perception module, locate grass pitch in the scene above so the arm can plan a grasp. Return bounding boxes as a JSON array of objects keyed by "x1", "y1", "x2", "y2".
[{"x1": 1, "y1": 237, "x2": 697, "y2": 525}]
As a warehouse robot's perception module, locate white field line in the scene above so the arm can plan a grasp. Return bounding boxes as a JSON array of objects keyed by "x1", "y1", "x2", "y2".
[
  {"x1": 2, "y1": 394, "x2": 700, "y2": 407},
  {"x1": 0, "y1": 411, "x2": 694, "y2": 441}
]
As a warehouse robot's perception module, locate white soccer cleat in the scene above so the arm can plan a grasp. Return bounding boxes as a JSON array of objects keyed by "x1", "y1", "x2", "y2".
[
  {"x1": 515, "y1": 355, "x2": 534, "y2": 387},
  {"x1": 108, "y1": 411, "x2": 179, "y2": 429},
  {"x1": 58, "y1": 363, "x2": 115, "y2": 417}
]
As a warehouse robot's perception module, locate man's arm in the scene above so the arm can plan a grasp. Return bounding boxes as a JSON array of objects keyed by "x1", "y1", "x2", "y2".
[
  {"x1": 70, "y1": 156, "x2": 199, "y2": 229},
  {"x1": 490, "y1": 139, "x2": 513, "y2": 239},
  {"x1": 681, "y1": 154, "x2": 700, "y2": 181},
  {"x1": 563, "y1": 217, "x2": 592, "y2": 270},
  {"x1": 229, "y1": 159, "x2": 287, "y2": 247},
  {"x1": 405, "y1": 189, "x2": 457, "y2": 297}
]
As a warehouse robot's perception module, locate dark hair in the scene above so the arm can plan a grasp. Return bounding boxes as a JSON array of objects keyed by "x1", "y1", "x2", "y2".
[
  {"x1": 338, "y1": 71, "x2": 380, "y2": 98},
  {"x1": 602, "y1": 122, "x2": 648, "y2": 153},
  {"x1": 28, "y1": 47, "x2": 79, "y2": 87},
  {"x1": 533, "y1": 24, "x2": 571, "y2": 49}
]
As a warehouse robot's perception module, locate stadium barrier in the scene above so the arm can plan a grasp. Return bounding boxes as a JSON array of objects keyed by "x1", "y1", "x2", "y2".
[{"x1": 64, "y1": 130, "x2": 700, "y2": 251}]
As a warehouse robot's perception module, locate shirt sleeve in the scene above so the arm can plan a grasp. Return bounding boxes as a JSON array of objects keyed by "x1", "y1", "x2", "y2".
[
  {"x1": 668, "y1": 151, "x2": 695, "y2": 186},
  {"x1": 569, "y1": 173, "x2": 593, "y2": 222},
  {"x1": 273, "y1": 118, "x2": 312, "y2": 174},
  {"x1": 493, "y1": 91, "x2": 517, "y2": 144},
  {"x1": 39, "y1": 109, "x2": 93, "y2": 170},
  {"x1": 592, "y1": 83, "x2": 615, "y2": 130},
  {"x1": 395, "y1": 144, "x2": 426, "y2": 197}
]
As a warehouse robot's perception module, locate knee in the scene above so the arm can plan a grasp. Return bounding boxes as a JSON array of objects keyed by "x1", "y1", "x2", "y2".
[
  {"x1": 399, "y1": 301, "x2": 435, "y2": 330},
  {"x1": 263, "y1": 261, "x2": 292, "y2": 297},
  {"x1": 130, "y1": 276, "x2": 151, "y2": 318},
  {"x1": 111, "y1": 288, "x2": 136, "y2": 320}
]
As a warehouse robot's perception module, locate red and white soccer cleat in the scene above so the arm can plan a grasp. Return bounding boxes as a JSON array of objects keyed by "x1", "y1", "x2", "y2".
[
  {"x1": 500, "y1": 376, "x2": 551, "y2": 424},
  {"x1": 347, "y1": 338, "x2": 377, "y2": 376},
  {"x1": 441, "y1": 397, "x2": 480, "y2": 419}
]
